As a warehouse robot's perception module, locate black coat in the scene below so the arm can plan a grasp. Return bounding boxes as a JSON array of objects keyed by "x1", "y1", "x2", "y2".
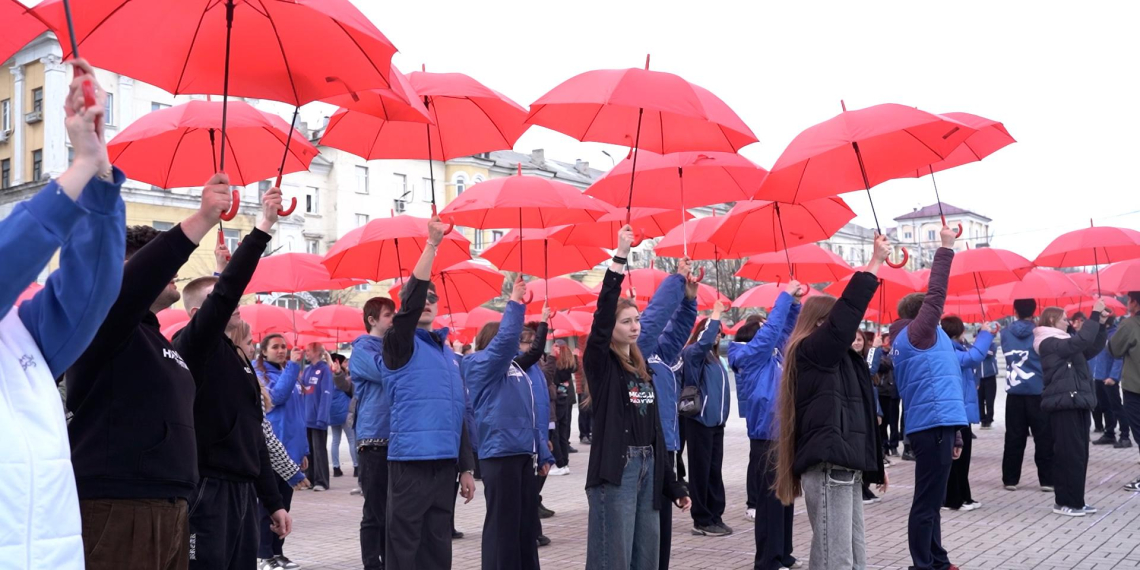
[
  {"x1": 876, "y1": 353, "x2": 898, "y2": 399},
  {"x1": 791, "y1": 271, "x2": 884, "y2": 484},
  {"x1": 1039, "y1": 313, "x2": 1107, "y2": 413}
]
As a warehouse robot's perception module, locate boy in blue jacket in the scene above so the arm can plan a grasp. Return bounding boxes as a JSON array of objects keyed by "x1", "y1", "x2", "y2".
[
  {"x1": 1, "y1": 60, "x2": 126, "y2": 570},
  {"x1": 941, "y1": 317, "x2": 996, "y2": 512},
  {"x1": 302, "y1": 343, "x2": 334, "y2": 491},
  {"x1": 1091, "y1": 318, "x2": 1129, "y2": 447},
  {"x1": 999, "y1": 298, "x2": 1055, "y2": 491},
  {"x1": 681, "y1": 299, "x2": 731, "y2": 537},
  {"x1": 728, "y1": 281, "x2": 803, "y2": 570},
  {"x1": 350, "y1": 296, "x2": 396, "y2": 570}
]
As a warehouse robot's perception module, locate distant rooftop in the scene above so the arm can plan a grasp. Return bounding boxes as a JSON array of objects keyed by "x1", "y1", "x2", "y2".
[{"x1": 894, "y1": 202, "x2": 992, "y2": 223}]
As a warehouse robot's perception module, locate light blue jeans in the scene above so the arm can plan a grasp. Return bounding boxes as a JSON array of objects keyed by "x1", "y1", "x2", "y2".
[
  {"x1": 801, "y1": 463, "x2": 865, "y2": 569},
  {"x1": 586, "y1": 446, "x2": 659, "y2": 570},
  {"x1": 329, "y1": 423, "x2": 358, "y2": 469}
]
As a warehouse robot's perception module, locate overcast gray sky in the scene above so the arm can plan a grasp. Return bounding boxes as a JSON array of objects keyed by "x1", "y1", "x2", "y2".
[{"x1": 329, "y1": 1, "x2": 1139, "y2": 259}]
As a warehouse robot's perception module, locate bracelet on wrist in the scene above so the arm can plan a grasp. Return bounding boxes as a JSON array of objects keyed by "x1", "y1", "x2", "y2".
[{"x1": 612, "y1": 255, "x2": 628, "y2": 265}]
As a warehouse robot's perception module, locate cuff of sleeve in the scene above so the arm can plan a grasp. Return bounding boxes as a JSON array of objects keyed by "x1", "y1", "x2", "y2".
[
  {"x1": 247, "y1": 227, "x2": 273, "y2": 246},
  {"x1": 263, "y1": 497, "x2": 285, "y2": 514},
  {"x1": 26, "y1": 180, "x2": 90, "y2": 239},
  {"x1": 76, "y1": 166, "x2": 126, "y2": 214},
  {"x1": 288, "y1": 471, "x2": 305, "y2": 486}
]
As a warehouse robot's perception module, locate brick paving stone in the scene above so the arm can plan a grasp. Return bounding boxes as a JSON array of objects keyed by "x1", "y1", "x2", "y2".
[{"x1": 281, "y1": 381, "x2": 1140, "y2": 569}]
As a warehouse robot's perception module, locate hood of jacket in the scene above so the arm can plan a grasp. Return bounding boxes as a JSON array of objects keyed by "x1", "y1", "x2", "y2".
[{"x1": 1009, "y1": 319, "x2": 1036, "y2": 340}]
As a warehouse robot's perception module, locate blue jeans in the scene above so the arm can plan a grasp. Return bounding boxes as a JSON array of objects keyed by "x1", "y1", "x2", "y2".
[
  {"x1": 586, "y1": 446, "x2": 659, "y2": 570},
  {"x1": 330, "y1": 423, "x2": 358, "y2": 469}
]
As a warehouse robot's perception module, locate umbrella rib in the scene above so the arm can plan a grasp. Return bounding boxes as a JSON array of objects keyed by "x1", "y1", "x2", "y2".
[
  {"x1": 253, "y1": 0, "x2": 302, "y2": 105},
  {"x1": 65, "y1": 0, "x2": 133, "y2": 57},
  {"x1": 902, "y1": 128, "x2": 949, "y2": 160},
  {"x1": 163, "y1": 128, "x2": 192, "y2": 189},
  {"x1": 466, "y1": 97, "x2": 515, "y2": 155},
  {"x1": 328, "y1": 19, "x2": 389, "y2": 79},
  {"x1": 577, "y1": 104, "x2": 609, "y2": 143},
  {"x1": 267, "y1": 125, "x2": 308, "y2": 170},
  {"x1": 173, "y1": 0, "x2": 216, "y2": 95}
]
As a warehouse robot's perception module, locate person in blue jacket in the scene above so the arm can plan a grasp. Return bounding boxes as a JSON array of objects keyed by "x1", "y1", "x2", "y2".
[
  {"x1": 728, "y1": 281, "x2": 802, "y2": 570},
  {"x1": 636, "y1": 260, "x2": 699, "y2": 569},
  {"x1": 254, "y1": 333, "x2": 309, "y2": 566},
  {"x1": 350, "y1": 296, "x2": 396, "y2": 570},
  {"x1": 941, "y1": 317, "x2": 996, "y2": 512},
  {"x1": 681, "y1": 299, "x2": 731, "y2": 537},
  {"x1": 1091, "y1": 318, "x2": 1130, "y2": 447},
  {"x1": 302, "y1": 343, "x2": 335, "y2": 491},
  {"x1": 999, "y1": 298, "x2": 1055, "y2": 492},
  {"x1": 1, "y1": 59, "x2": 126, "y2": 570},
  {"x1": 462, "y1": 279, "x2": 554, "y2": 570},
  {"x1": 329, "y1": 353, "x2": 358, "y2": 478},
  {"x1": 978, "y1": 333, "x2": 1000, "y2": 430}
]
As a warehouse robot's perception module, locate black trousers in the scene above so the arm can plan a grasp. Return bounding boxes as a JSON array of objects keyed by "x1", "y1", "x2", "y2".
[
  {"x1": 880, "y1": 395, "x2": 902, "y2": 450},
  {"x1": 386, "y1": 459, "x2": 457, "y2": 570},
  {"x1": 1125, "y1": 391, "x2": 1140, "y2": 458},
  {"x1": 908, "y1": 426, "x2": 955, "y2": 570},
  {"x1": 188, "y1": 477, "x2": 259, "y2": 570},
  {"x1": 683, "y1": 418, "x2": 726, "y2": 527},
  {"x1": 659, "y1": 451, "x2": 675, "y2": 570},
  {"x1": 480, "y1": 455, "x2": 540, "y2": 570},
  {"x1": 359, "y1": 445, "x2": 389, "y2": 570},
  {"x1": 577, "y1": 395, "x2": 592, "y2": 440},
  {"x1": 677, "y1": 417, "x2": 688, "y2": 481},
  {"x1": 1051, "y1": 409, "x2": 1091, "y2": 509},
  {"x1": 306, "y1": 427, "x2": 330, "y2": 489},
  {"x1": 944, "y1": 426, "x2": 974, "y2": 509},
  {"x1": 1002, "y1": 394, "x2": 1054, "y2": 487},
  {"x1": 979, "y1": 376, "x2": 997, "y2": 425},
  {"x1": 751, "y1": 439, "x2": 794, "y2": 570},
  {"x1": 258, "y1": 476, "x2": 293, "y2": 559},
  {"x1": 555, "y1": 401, "x2": 573, "y2": 467},
  {"x1": 1097, "y1": 381, "x2": 1131, "y2": 439}
]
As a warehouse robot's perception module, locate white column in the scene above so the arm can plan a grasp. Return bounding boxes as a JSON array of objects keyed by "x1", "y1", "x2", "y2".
[
  {"x1": 41, "y1": 55, "x2": 68, "y2": 178},
  {"x1": 118, "y1": 75, "x2": 134, "y2": 127},
  {"x1": 9, "y1": 64, "x2": 24, "y2": 184}
]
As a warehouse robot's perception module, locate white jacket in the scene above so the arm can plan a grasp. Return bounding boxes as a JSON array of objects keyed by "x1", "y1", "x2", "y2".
[{"x1": 0, "y1": 308, "x2": 84, "y2": 569}]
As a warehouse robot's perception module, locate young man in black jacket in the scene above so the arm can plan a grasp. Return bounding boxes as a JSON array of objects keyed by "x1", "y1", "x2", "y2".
[
  {"x1": 66, "y1": 173, "x2": 236, "y2": 570},
  {"x1": 175, "y1": 182, "x2": 292, "y2": 570}
]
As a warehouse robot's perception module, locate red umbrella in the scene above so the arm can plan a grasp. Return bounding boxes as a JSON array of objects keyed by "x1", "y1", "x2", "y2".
[
  {"x1": 246, "y1": 253, "x2": 363, "y2": 295},
  {"x1": 462, "y1": 307, "x2": 506, "y2": 333},
  {"x1": 521, "y1": 278, "x2": 596, "y2": 313},
  {"x1": 981, "y1": 269, "x2": 1084, "y2": 306},
  {"x1": 589, "y1": 268, "x2": 672, "y2": 302},
  {"x1": 549, "y1": 206, "x2": 693, "y2": 249},
  {"x1": 733, "y1": 283, "x2": 820, "y2": 310},
  {"x1": 549, "y1": 311, "x2": 592, "y2": 338},
  {"x1": 156, "y1": 308, "x2": 190, "y2": 329},
  {"x1": 1066, "y1": 272, "x2": 1098, "y2": 295},
  {"x1": 440, "y1": 165, "x2": 609, "y2": 230},
  {"x1": 1066, "y1": 298, "x2": 1127, "y2": 318},
  {"x1": 1100, "y1": 261, "x2": 1140, "y2": 295},
  {"x1": 389, "y1": 260, "x2": 505, "y2": 315},
  {"x1": 321, "y1": 69, "x2": 530, "y2": 212},
  {"x1": 108, "y1": 100, "x2": 318, "y2": 194},
  {"x1": 694, "y1": 283, "x2": 730, "y2": 312},
  {"x1": 709, "y1": 197, "x2": 856, "y2": 261},
  {"x1": 2, "y1": 0, "x2": 49, "y2": 64},
  {"x1": 15, "y1": 282, "x2": 43, "y2": 306},
  {"x1": 941, "y1": 295, "x2": 1007, "y2": 322},
  {"x1": 304, "y1": 305, "x2": 365, "y2": 335},
  {"x1": 586, "y1": 151, "x2": 768, "y2": 210},
  {"x1": 736, "y1": 244, "x2": 854, "y2": 285},
  {"x1": 480, "y1": 227, "x2": 610, "y2": 279},
  {"x1": 946, "y1": 247, "x2": 1034, "y2": 314},
  {"x1": 319, "y1": 65, "x2": 432, "y2": 123},
  {"x1": 433, "y1": 311, "x2": 468, "y2": 333},
  {"x1": 322, "y1": 215, "x2": 471, "y2": 283},
  {"x1": 655, "y1": 216, "x2": 730, "y2": 261},
  {"x1": 1034, "y1": 223, "x2": 1140, "y2": 294},
  {"x1": 240, "y1": 304, "x2": 296, "y2": 337},
  {"x1": 826, "y1": 265, "x2": 922, "y2": 325}
]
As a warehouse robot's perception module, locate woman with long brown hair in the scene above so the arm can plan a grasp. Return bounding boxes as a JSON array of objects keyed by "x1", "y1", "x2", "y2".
[
  {"x1": 584, "y1": 225, "x2": 690, "y2": 569},
  {"x1": 773, "y1": 235, "x2": 890, "y2": 568}
]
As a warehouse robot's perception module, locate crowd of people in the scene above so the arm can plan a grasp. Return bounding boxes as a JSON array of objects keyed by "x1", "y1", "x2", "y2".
[{"x1": 7, "y1": 61, "x2": 1140, "y2": 570}]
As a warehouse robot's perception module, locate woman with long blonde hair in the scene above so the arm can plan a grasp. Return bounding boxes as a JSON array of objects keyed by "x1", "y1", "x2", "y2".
[{"x1": 773, "y1": 235, "x2": 890, "y2": 568}]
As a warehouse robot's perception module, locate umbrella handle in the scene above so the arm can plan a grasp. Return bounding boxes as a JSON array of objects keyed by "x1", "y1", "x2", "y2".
[
  {"x1": 219, "y1": 189, "x2": 241, "y2": 221},
  {"x1": 622, "y1": 210, "x2": 646, "y2": 247},
  {"x1": 522, "y1": 291, "x2": 534, "y2": 305},
  {"x1": 940, "y1": 215, "x2": 963, "y2": 238},
  {"x1": 629, "y1": 287, "x2": 637, "y2": 299},
  {"x1": 216, "y1": 228, "x2": 231, "y2": 262},
  {"x1": 694, "y1": 267, "x2": 706, "y2": 282},
  {"x1": 277, "y1": 196, "x2": 297, "y2": 216},
  {"x1": 886, "y1": 247, "x2": 910, "y2": 269},
  {"x1": 430, "y1": 204, "x2": 454, "y2": 235}
]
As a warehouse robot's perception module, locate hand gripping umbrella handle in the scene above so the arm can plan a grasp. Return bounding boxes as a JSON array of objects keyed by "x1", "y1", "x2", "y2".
[
  {"x1": 430, "y1": 203, "x2": 454, "y2": 235},
  {"x1": 941, "y1": 215, "x2": 963, "y2": 238},
  {"x1": 694, "y1": 267, "x2": 706, "y2": 282},
  {"x1": 217, "y1": 228, "x2": 231, "y2": 262},
  {"x1": 219, "y1": 189, "x2": 241, "y2": 221},
  {"x1": 886, "y1": 247, "x2": 910, "y2": 269},
  {"x1": 277, "y1": 197, "x2": 297, "y2": 216},
  {"x1": 623, "y1": 210, "x2": 646, "y2": 247},
  {"x1": 522, "y1": 291, "x2": 534, "y2": 305}
]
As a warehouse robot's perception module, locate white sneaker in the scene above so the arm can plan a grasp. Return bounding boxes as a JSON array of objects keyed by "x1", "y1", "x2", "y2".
[
  {"x1": 258, "y1": 559, "x2": 282, "y2": 570},
  {"x1": 961, "y1": 501, "x2": 982, "y2": 511},
  {"x1": 1053, "y1": 505, "x2": 1085, "y2": 517},
  {"x1": 1041, "y1": 485, "x2": 1055, "y2": 492},
  {"x1": 1004, "y1": 485, "x2": 1018, "y2": 491},
  {"x1": 549, "y1": 466, "x2": 570, "y2": 477},
  {"x1": 745, "y1": 508, "x2": 756, "y2": 522},
  {"x1": 312, "y1": 485, "x2": 327, "y2": 492}
]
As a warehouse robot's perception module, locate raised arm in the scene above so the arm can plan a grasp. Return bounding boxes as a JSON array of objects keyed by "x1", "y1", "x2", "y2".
[
  {"x1": 910, "y1": 228, "x2": 957, "y2": 350},
  {"x1": 1049, "y1": 311, "x2": 1105, "y2": 360},
  {"x1": 464, "y1": 299, "x2": 524, "y2": 395},
  {"x1": 383, "y1": 217, "x2": 449, "y2": 370},
  {"x1": 585, "y1": 227, "x2": 634, "y2": 369},
  {"x1": 799, "y1": 272, "x2": 880, "y2": 368},
  {"x1": 515, "y1": 321, "x2": 549, "y2": 371},
  {"x1": 956, "y1": 330, "x2": 995, "y2": 368},
  {"x1": 731, "y1": 288, "x2": 798, "y2": 370},
  {"x1": 638, "y1": 270, "x2": 687, "y2": 358}
]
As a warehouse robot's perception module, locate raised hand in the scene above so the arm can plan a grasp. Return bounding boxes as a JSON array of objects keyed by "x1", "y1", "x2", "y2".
[
  {"x1": 427, "y1": 216, "x2": 449, "y2": 246},
  {"x1": 677, "y1": 257, "x2": 692, "y2": 278},
  {"x1": 872, "y1": 334, "x2": 883, "y2": 349},
  {"x1": 1094, "y1": 297, "x2": 1107, "y2": 315},
  {"x1": 867, "y1": 234, "x2": 891, "y2": 275},
  {"x1": 510, "y1": 277, "x2": 527, "y2": 304},
  {"x1": 290, "y1": 348, "x2": 303, "y2": 363},
  {"x1": 940, "y1": 225, "x2": 957, "y2": 248},
  {"x1": 784, "y1": 279, "x2": 803, "y2": 299},
  {"x1": 258, "y1": 186, "x2": 283, "y2": 233},
  {"x1": 541, "y1": 304, "x2": 552, "y2": 323},
  {"x1": 712, "y1": 300, "x2": 725, "y2": 321},
  {"x1": 616, "y1": 224, "x2": 635, "y2": 256},
  {"x1": 64, "y1": 59, "x2": 109, "y2": 175}
]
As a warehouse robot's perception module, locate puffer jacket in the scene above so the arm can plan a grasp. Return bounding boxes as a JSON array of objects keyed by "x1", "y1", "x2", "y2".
[
  {"x1": 892, "y1": 326, "x2": 967, "y2": 434},
  {"x1": 681, "y1": 319, "x2": 730, "y2": 427},
  {"x1": 1036, "y1": 313, "x2": 1107, "y2": 413},
  {"x1": 1002, "y1": 319, "x2": 1044, "y2": 395},
  {"x1": 951, "y1": 331, "x2": 994, "y2": 424},
  {"x1": 257, "y1": 359, "x2": 307, "y2": 464},
  {"x1": 728, "y1": 291, "x2": 800, "y2": 440},
  {"x1": 637, "y1": 273, "x2": 697, "y2": 452},
  {"x1": 349, "y1": 334, "x2": 390, "y2": 441}
]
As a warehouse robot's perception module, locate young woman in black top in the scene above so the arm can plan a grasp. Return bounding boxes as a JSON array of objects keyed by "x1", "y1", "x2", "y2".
[{"x1": 584, "y1": 225, "x2": 690, "y2": 570}]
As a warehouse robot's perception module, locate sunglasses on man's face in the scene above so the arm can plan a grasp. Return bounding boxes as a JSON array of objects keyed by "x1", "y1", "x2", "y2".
[{"x1": 427, "y1": 292, "x2": 439, "y2": 304}]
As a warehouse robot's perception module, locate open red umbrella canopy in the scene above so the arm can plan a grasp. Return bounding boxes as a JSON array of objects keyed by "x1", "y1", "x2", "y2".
[
  {"x1": 589, "y1": 268, "x2": 673, "y2": 302},
  {"x1": 526, "y1": 59, "x2": 757, "y2": 154},
  {"x1": 320, "y1": 70, "x2": 528, "y2": 162},
  {"x1": 239, "y1": 304, "x2": 296, "y2": 337},
  {"x1": 585, "y1": 151, "x2": 768, "y2": 210},
  {"x1": 907, "y1": 112, "x2": 1016, "y2": 177},
  {"x1": 304, "y1": 305, "x2": 365, "y2": 336},
  {"x1": 319, "y1": 65, "x2": 432, "y2": 123},
  {"x1": 654, "y1": 216, "x2": 731, "y2": 260},
  {"x1": 521, "y1": 277, "x2": 596, "y2": 313},
  {"x1": 549, "y1": 311, "x2": 593, "y2": 338},
  {"x1": 1066, "y1": 297, "x2": 1127, "y2": 318},
  {"x1": 1033, "y1": 226, "x2": 1140, "y2": 268},
  {"x1": 946, "y1": 248, "x2": 1035, "y2": 295},
  {"x1": 733, "y1": 283, "x2": 821, "y2": 310},
  {"x1": 1099, "y1": 260, "x2": 1140, "y2": 295},
  {"x1": 479, "y1": 227, "x2": 610, "y2": 278},
  {"x1": 107, "y1": 100, "x2": 318, "y2": 189},
  {"x1": 708, "y1": 197, "x2": 856, "y2": 258},
  {"x1": 389, "y1": 260, "x2": 505, "y2": 315},
  {"x1": 942, "y1": 295, "x2": 1008, "y2": 323},
  {"x1": 736, "y1": 244, "x2": 854, "y2": 285},
  {"x1": 549, "y1": 206, "x2": 693, "y2": 249},
  {"x1": 246, "y1": 253, "x2": 364, "y2": 294},
  {"x1": 756, "y1": 103, "x2": 977, "y2": 205},
  {"x1": 322, "y1": 215, "x2": 472, "y2": 282},
  {"x1": 156, "y1": 308, "x2": 190, "y2": 329},
  {"x1": 826, "y1": 265, "x2": 922, "y2": 323},
  {"x1": 34, "y1": 0, "x2": 399, "y2": 106},
  {"x1": 981, "y1": 269, "x2": 1084, "y2": 306},
  {"x1": 2, "y1": 0, "x2": 49, "y2": 64},
  {"x1": 461, "y1": 307, "x2": 506, "y2": 334},
  {"x1": 439, "y1": 167, "x2": 609, "y2": 230}
]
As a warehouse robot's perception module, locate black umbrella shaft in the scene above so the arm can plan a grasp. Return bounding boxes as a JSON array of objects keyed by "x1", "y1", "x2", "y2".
[
  {"x1": 774, "y1": 203, "x2": 793, "y2": 279},
  {"x1": 930, "y1": 166, "x2": 946, "y2": 221},
  {"x1": 218, "y1": 0, "x2": 235, "y2": 173},
  {"x1": 1093, "y1": 247, "x2": 1102, "y2": 297},
  {"x1": 62, "y1": 0, "x2": 80, "y2": 56},
  {"x1": 425, "y1": 96, "x2": 437, "y2": 213},
  {"x1": 275, "y1": 106, "x2": 300, "y2": 186},
  {"x1": 624, "y1": 108, "x2": 646, "y2": 216},
  {"x1": 851, "y1": 141, "x2": 881, "y2": 233},
  {"x1": 394, "y1": 237, "x2": 403, "y2": 285}
]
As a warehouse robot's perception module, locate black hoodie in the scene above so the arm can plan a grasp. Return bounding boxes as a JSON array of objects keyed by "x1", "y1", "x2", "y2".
[
  {"x1": 67, "y1": 225, "x2": 200, "y2": 501},
  {"x1": 174, "y1": 227, "x2": 283, "y2": 513}
]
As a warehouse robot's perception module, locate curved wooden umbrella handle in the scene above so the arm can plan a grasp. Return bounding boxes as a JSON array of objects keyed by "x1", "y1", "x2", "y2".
[
  {"x1": 941, "y1": 215, "x2": 963, "y2": 238},
  {"x1": 522, "y1": 291, "x2": 534, "y2": 305},
  {"x1": 694, "y1": 267, "x2": 706, "y2": 282},
  {"x1": 277, "y1": 196, "x2": 297, "y2": 216},
  {"x1": 219, "y1": 189, "x2": 241, "y2": 221},
  {"x1": 886, "y1": 247, "x2": 910, "y2": 269},
  {"x1": 216, "y1": 227, "x2": 231, "y2": 261}
]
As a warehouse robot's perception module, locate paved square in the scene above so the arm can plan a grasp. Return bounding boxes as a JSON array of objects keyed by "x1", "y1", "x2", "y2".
[{"x1": 285, "y1": 388, "x2": 1140, "y2": 569}]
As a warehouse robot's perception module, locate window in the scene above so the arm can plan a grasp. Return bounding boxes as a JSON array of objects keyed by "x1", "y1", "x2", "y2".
[
  {"x1": 473, "y1": 229, "x2": 484, "y2": 250},
  {"x1": 926, "y1": 230, "x2": 935, "y2": 241},
  {"x1": 152, "y1": 221, "x2": 174, "y2": 231},
  {"x1": 305, "y1": 186, "x2": 319, "y2": 213},
  {"x1": 104, "y1": 93, "x2": 114, "y2": 125},
  {"x1": 421, "y1": 178, "x2": 433, "y2": 202},
  {"x1": 306, "y1": 239, "x2": 320, "y2": 254},
  {"x1": 67, "y1": 146, "x2": 74, "y2": 166},
  {"x1": 32, "y1": 149, "x2": 42, "y2": 181},
  {"x1": 223, "y1": 228, "x2": 240, "y2": 252},
  {"x1": 355, "y1": 166, "x2": 369, "y2": 194},
  {"x1": 455, "y1": 175, "x2": 466, "y2": 195},
  {"x1": 356, "y1": 213, "x2": 369, "y2": 228},
  {"x1": 1, "y1": 99, "x2": 9, "y2": 131},
  {"x1": 1, "y1": 159, "x2": 9, "y2": 189},
  {"x1": 904, "y1": 231, "x2": 912, "y2": 240},
  {"x1": 151, "y1": 102, "x2": 171, "y2": 112},
  {"x1": 32, "y1": 88, "x2": 43, "y2": 113},
  {"x1": 393, "y1": 173, "x2": 408, "y2": 201},
  {"x1": 491, "y1": 230, "x2": 503, "y2": 244}
]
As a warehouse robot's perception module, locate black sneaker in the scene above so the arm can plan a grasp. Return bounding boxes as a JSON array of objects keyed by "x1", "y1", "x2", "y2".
[
  {"x1": 274, "y1": 555, "x2": 300, "y2": 569},
  {"x1": 715, "y1": 522, "x2": 734, "y2": 534},
  {"x1": 354, "y1": 466, "x2": 359, "y2": 478},
  {"x1": 568, "y1": 445, "x2": 579, "y2": 453},
  {"x1": 1093, "y1": 434, "x2": 1117, "y2": 445},
  {"x1": 537, "y1": 535, "x2": 551, "y2": 547},
  {"x1": 901, "y1": 450, "x2": 916, "y2": 461},
  {"x1": 1124, "y1": 478, "x2": 1140, "y2": 492},
  {"x1": 692, "y1": 524, "x2": 730, "y2": 537},
  {"x1": 334, "y1": 467, "x2": 344, "y2": 477},
  {"x1": 451, "y1": 529, "x2": 464, "y2": 539},
  {"x1": 1094, "y1": 427, "x2": 1105, "y2": 433},
  {"x1": 1116, "y1": 438, "x2": 1133, "y2": 449},
  {"x1": 538, "y1": 502, "x2": 555, "y2": 519}
]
